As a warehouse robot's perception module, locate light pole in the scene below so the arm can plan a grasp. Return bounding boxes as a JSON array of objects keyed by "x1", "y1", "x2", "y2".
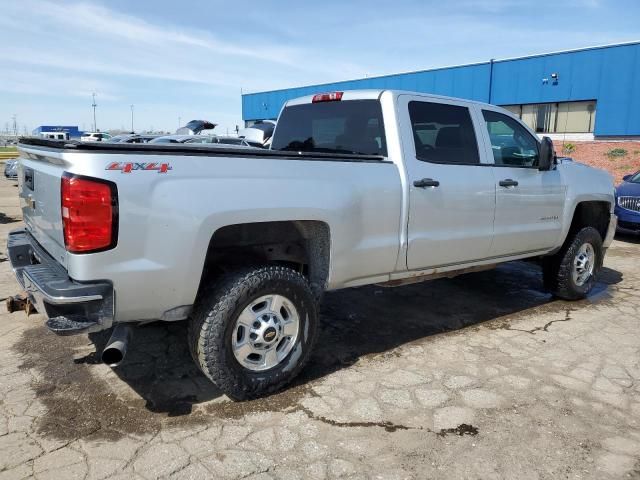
[
  {"x1": 91, "y1": 93, "x2": 98, "y2": 131},
  {"x1": 130, "y1": 104, "x2": 134, "y2": 133}
]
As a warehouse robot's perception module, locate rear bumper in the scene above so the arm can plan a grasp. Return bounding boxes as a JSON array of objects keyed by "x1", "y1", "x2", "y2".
[{"x1": 7, "y1": 229, "x2": 114, "y2": 334}]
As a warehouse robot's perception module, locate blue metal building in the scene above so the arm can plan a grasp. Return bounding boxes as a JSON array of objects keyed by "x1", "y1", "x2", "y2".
[
  {"x1": 32, "y1": 126, "x2": 82, "y2": 139},
  {"x1": 242, "y1": 41, "x2": 640, "y2": 137}
]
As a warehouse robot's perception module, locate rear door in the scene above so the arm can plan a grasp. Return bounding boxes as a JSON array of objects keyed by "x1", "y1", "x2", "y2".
[
  {"x1": 478, "y1": 108, "x2": 565, "y2": 256},
  {"x1": 398, "y1": 95, "x2": 496, "y2": 270}
]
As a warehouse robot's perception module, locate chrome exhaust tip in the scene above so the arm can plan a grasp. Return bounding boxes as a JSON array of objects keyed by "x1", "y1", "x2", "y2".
[{"x1": 101, "y1": 324, "x2": 132, "y2": 367}]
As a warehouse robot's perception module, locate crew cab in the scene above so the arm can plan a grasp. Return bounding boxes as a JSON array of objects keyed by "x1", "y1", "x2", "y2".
[{"x1": 8, "y1": 90, "x2": 616, "y2": 400}]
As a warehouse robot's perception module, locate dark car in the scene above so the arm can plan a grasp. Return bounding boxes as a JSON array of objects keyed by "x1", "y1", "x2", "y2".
[{"x1": 615, "y1": 171, "x2": 640, "y2": 234}]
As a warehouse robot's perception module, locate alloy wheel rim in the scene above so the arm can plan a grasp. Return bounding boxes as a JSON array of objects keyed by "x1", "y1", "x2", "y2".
[
  {"x1": 231, "y1": 294, "x2": 300, "y2": 371},
  {"x1": 573, "y1": 242, "x2": 595, "y2": 287}
]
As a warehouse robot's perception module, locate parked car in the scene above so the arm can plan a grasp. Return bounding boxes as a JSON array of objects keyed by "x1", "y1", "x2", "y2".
[
  {"x1": 80, "y1": 132, "x2": 111, "y2": 142},
  {"x1": 148, "y1": 135, "x2": 202, "y2": 144},
  {"x1": 184, "y1": 136, "x2": 251, "y2": 147},
  {"x1": 107, "y1": 134, "x2": 160, "y2": 144},
  {"x1": 3, "y1": 159, "x2": 18, "y2": 179},
  {"x1": 238, "y1": 120, "x2": 276, "y2": 148},
  {"x1": 615, "y1": 171, "x2": 640, "y2": 234},
  {"x1": 9, "y1": 90, "x2": 616, "y2": 400}
]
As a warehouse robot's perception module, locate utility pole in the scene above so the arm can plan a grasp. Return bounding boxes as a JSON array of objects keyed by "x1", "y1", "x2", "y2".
[
  {"x1": 91, "y1": 93, "x2": 98, "y2": 131},
  {"x1": 130, "y1": 104, "x2": 135, "y2": 133},
  {"x1": 11, "y1": 114, "x2": 17, "y2": 137}
]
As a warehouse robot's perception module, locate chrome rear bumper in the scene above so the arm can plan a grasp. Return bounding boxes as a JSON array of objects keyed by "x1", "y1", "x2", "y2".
[{"x1": 7, "y1": 228, "x2": 114, "y2": 335}]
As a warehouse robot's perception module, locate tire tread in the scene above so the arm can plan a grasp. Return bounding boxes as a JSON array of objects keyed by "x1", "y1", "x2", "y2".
[{"x1": 188, "y1": 265, "x2": 318, "y2": 400}]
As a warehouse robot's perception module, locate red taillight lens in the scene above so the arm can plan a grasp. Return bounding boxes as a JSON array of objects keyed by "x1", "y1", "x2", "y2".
[
  {"x1": 61, "y1": 174, "x2": 117, "y2": 253},
  {"x1": 312, "y1": 91, "x2": 343, "y2": 103}
]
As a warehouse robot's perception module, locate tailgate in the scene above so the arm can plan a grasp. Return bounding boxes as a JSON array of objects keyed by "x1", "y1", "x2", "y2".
[{"x1": 17, "y1": 147, "x2": 68, "y2": 268}]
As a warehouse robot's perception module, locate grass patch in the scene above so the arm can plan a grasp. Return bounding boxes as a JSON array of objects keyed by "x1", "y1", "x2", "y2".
[
  {"x1": 562, "y1": 143, "x2": 576, "y2": 154},
  {"x1": 606, "y1": 148, "x2": 628, "y2": 158},
  {"x1": 0, "y1": 146, "x2": 18, "y2": 152}
]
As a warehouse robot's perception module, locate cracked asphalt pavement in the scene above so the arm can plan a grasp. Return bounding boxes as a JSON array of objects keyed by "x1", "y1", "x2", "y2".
[{"x1": 0, "y1": 174, "x2": 639, "y2": 479}]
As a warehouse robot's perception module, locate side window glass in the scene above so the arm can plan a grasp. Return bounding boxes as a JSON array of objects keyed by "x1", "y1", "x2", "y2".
[
  {"x1": 408, "y1": 101, "x2": 480, "y2": 165},
  {"x1": 482, "y1": 110, "x2": 539, "y2": 167}
]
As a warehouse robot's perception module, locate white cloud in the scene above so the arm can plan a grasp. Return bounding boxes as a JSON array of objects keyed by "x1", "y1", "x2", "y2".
[{"x1": 26, "y1": 0, "x2": 299, "y2": 65}]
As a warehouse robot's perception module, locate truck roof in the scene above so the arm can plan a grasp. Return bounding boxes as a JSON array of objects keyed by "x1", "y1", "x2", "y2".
[{"x1": 285, "y1": 89, "x2": 498, "y2": 108}]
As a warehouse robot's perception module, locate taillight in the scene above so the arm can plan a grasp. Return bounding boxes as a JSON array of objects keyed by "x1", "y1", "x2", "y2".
[
  {"x1": 312, "y1": 91, "x2": 343, "y2": 103},
  {"x1": 61, "y1": 173, "x2": 118, "y2": 253}
]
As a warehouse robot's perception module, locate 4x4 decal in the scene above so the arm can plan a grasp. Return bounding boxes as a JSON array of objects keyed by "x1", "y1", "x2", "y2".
[{"x1": 105, "y1": 162, "x2": 171, "y2": 173}]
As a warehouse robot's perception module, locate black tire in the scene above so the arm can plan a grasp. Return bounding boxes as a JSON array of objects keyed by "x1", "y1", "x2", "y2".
[
  {"x1": 188, "y1": 265, "x2": 318, "y2": 400},
  {"x1": 542, "y1": 226, "x2": 603, "y2": 300}
]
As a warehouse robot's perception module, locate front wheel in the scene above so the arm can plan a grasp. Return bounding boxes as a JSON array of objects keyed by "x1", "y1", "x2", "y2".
[
  {"x1": 188, "y1": 265, "x2": 318, "y2": 400},
  {"x1": 543, "y1": 226, "x2": 603, "y2": 300}
]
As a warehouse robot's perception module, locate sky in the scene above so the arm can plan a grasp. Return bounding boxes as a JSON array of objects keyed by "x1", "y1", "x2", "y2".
[{"x1": 0, "y1": 0, "x2": 639, "y2": 135}]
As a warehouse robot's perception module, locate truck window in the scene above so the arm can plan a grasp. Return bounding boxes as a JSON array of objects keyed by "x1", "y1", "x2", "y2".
[
  {"x1": 409, "y1": 101, "x2": 480, "y2": 165},
  {"x1": 272, "y1": 100, "x2": 387, "y2": 156},
  {"x1": 482, "y1": 110, "x2": 539, "y2": 167}
]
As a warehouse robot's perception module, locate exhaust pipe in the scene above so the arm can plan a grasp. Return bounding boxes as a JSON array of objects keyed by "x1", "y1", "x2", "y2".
[{"x1": 101, "y1": 324, "x2": 132, "y2": 367}]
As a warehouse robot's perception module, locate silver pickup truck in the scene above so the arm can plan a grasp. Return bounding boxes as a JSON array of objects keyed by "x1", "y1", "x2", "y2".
[{"x1": 8, "y1": 90, "x2": 616, "y2": 400}]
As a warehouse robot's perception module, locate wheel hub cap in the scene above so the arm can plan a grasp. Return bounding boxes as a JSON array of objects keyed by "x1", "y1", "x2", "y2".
[
  {"x1": 573, "y1": 242, "x2": 596, "y2": 287},
  {"x1": 232, "y1": 294, "x2": 300, "y2": 372}
]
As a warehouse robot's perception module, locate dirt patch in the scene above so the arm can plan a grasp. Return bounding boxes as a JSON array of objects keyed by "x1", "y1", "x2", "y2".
[
  {"x1": 437, "y1": 424, "x2": 479, "y2": 437},
  {"x1": 13, "y1": 323, "x2": 315, "y2": 442},
  {"x1": 0, "y1": 212, "x2": 20, "y2": 224},
  {"x1": 554, "y1": 140, "x2": 640, "y2": 184},
  {"x1": 15, "y1": 326, "x2": 170, "y2": 441}
]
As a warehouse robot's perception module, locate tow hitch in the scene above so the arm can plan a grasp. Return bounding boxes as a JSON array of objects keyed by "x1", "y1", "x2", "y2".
[{"x1": 6, "y1": 293, "x2": 37, "y2": 315}]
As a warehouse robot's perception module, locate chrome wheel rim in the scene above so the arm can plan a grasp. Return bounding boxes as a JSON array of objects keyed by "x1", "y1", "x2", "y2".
[
  {"x1": 573, "y1": 243, "x2": 595, "y2": 287},
  {"x1": 231, "y1": 294, "x2": 300, "y2": 372}
]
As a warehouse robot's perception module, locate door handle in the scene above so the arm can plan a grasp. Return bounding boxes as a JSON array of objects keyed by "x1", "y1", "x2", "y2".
[
  {"x1": 499, "y1": 179, "x2": 519, "y2": 188},
  {"x1": 413, "y1": 178, "x2": 440, "y2": 188}
]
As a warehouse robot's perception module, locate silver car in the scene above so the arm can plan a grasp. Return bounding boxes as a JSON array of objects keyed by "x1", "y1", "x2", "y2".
[{"x1": 3, "y1": 159, "x2": 18, "y2": 179}]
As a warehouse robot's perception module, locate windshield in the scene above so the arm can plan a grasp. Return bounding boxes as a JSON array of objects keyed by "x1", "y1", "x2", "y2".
[
  {"x1": 628, "y1": 172, "x2": 640, "y2": 183},
  {"x1": 271, "y1": 100, "x2": 387, "y2": 156}
]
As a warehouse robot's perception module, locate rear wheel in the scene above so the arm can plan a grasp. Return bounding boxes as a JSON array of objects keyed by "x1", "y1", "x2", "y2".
[
  {"x1": 543, "y1": 226, "x2": 603, "y2": 300},
  {"x1": 188, "y1": 265, "x2": 318, "y2": 400}
]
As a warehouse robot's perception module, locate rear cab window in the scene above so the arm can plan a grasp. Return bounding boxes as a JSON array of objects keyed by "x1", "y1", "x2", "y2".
[
  {"x1": 408, "y1": 101, "x2": 480, "y2": 165},
  {"x1": 271, "y1": 100, "x2": 387, "y2": 156}
]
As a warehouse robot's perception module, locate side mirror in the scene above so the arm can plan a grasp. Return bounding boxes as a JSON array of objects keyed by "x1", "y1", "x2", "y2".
[
  {"x1": 539, "y1": 136, "x2": 555, "y2": 171},
  {"x1": 623, "y1": 174, "x2": 632, "y2": 182}
]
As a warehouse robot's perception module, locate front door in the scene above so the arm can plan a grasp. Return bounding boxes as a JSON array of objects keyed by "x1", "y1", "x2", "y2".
[
  {"x1": 479, "y1": 108, "x2": 565, "y2": 256},
  {"x1": 399, "y1": 96, "x2": 496, "y2": 270}
]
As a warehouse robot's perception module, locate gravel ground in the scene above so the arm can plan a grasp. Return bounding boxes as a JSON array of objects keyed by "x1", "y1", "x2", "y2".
[
  {"x1": 0, "y1": 174, "x2": 639, "y2": 479},
  {"x1": 554, "y1": 141, "x2": 640, "y2": 184}
]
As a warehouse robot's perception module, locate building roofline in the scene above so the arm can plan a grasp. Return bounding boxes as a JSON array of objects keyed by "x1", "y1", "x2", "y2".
[{"x1": 242, "y1": 40, "x2": 640, "y2": 98}]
